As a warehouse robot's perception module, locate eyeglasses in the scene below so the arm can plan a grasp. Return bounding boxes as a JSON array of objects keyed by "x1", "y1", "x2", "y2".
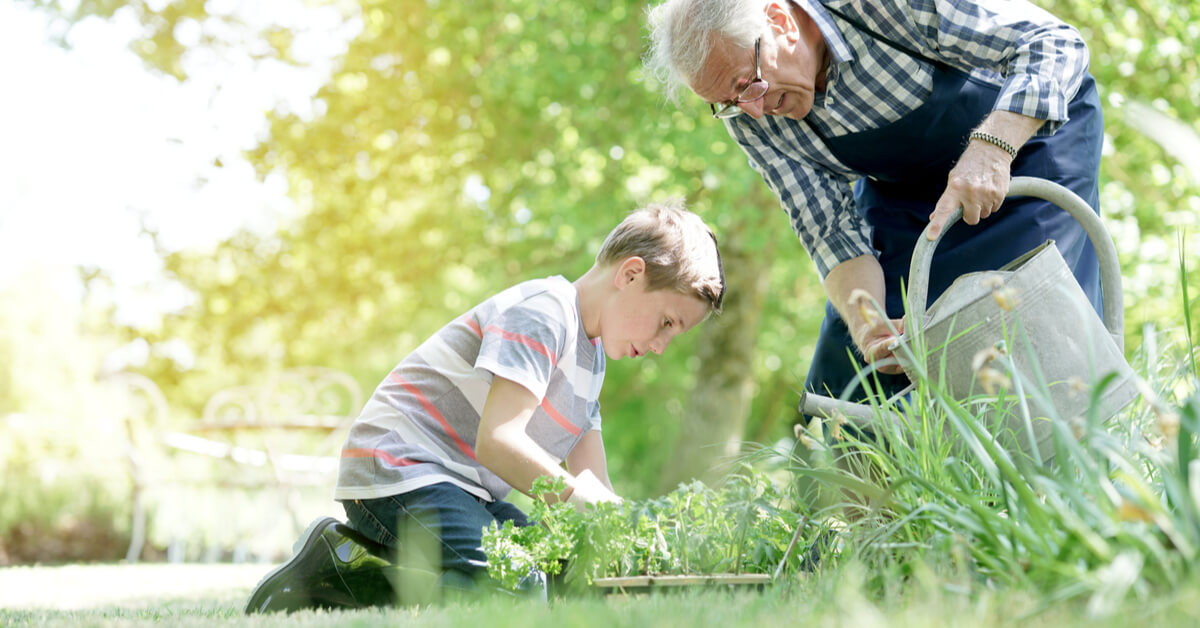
[{"x1": 710, "y1": 37, "x2": 768, "y2": 119}]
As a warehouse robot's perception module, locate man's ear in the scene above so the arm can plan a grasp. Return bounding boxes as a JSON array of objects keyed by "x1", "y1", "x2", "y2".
[
  {"x1": 614, "y1": 256, "x2": 646, "y2": 289},
  {"x1": 765, "y1": 1, "x2": 799, "y2": 41}
]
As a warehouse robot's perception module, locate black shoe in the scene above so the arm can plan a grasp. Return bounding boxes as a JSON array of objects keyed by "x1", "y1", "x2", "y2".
[{"x1": 244, "y1": 517, "x2": 398, "y2": 613}]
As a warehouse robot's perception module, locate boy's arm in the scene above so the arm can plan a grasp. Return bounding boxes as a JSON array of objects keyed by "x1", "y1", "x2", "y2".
[
  {"x1": 565, "y1": 429, "x2": 615, "y2": 493},
  {"x1": 475, "y1": 375, "x2": 618, "y2": 504}
]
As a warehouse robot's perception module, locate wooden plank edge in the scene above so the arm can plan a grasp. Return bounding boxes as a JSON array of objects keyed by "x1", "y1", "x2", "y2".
[{"x1": 593, "y1": 574, "x2": 771, "y2": 587}]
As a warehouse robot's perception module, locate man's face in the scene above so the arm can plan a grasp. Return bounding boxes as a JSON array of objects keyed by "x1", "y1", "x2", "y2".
[{"x1": 690, "y1": 7, "x2": 825, "y2": 121}]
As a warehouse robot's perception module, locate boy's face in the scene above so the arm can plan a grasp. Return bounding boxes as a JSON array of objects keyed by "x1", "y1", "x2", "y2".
[{"x1": 600, "y1": 262, "x2": 710, "y2": 361}]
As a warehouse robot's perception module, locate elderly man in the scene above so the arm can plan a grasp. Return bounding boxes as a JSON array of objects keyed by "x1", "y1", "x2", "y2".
[{"x1": 646, "y1": 0, "x2": 1103, "y2": 402}]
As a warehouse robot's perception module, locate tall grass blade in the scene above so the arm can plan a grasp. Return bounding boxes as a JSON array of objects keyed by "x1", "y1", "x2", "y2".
[{"x1": 1180, "y1": 229, "x2": 1197, "y2": 380}]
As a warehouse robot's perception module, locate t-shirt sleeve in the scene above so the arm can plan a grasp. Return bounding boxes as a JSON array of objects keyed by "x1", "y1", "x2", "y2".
[
  {"x1": 473, "y1": 295, "x2": 569, "y2": 401},
  {"x1": 587, "y1": 399, "x2": 602, "y2": 432}
]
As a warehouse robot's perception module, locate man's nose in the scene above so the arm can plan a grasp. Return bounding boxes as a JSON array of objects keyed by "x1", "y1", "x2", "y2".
[{"x1": 740, "y1": 98, "x2": 766, "y2": 119}]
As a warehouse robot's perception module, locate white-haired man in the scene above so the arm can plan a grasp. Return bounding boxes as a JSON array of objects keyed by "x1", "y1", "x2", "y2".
[{"x1": 645, "y1": 0, "x2": 1103, "y2": 404}]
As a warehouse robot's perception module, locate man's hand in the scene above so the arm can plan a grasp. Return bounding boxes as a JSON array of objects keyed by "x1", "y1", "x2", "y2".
[
  {"x1": 927, "y1": 142, "x2": 1011, "y2": 240},
  {"x1": 826, "y1": 258, "x2": 905, "y2": 373},
  {"x1": 851, "y1": 304, "x2": 905, "y2": 375},
  {"x1": 926, "y1": 111, "x2": 1045, "y2": 240}
]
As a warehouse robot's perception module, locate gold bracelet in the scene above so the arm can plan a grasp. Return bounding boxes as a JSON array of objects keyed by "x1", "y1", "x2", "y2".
[{"x1": 968, "y1": 130, "x2": 1019, "y2": 159}]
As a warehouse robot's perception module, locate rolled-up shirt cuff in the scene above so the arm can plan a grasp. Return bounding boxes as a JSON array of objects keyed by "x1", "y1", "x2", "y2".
[
  {"x1": 809, "y1": 230, "x2": 876, "y2": 279},
  {"x1": 995, "y1": 74, "x2": 1071, "y2": 137}
]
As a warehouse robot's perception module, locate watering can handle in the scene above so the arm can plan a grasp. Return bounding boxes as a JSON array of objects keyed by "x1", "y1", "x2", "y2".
[{"x1": 906, "y1": 176, "x2": 1125, "y2": 352}]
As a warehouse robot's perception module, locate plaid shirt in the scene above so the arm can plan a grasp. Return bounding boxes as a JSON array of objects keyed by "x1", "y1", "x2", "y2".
[{"x1": 725, "y1": 0, "x2": 1091, "y2": 278}]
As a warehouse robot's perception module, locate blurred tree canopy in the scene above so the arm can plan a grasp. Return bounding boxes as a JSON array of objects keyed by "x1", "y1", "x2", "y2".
[{"x1": 19, "y1": 0, "x2": 1200, "y2": 496}]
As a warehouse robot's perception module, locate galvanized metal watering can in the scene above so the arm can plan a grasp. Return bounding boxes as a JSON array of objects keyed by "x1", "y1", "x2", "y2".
[{"x1": 800, "y1": 177, "x2": 1139, "y2": 464}]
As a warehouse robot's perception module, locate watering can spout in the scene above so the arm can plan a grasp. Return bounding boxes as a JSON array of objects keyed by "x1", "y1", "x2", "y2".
[
  {"x1": 798, "y1": 390, "x2": 916, "y2": 449},
  {"x1": 799, "y1": 390, "x2": 893, "y2": 430}
]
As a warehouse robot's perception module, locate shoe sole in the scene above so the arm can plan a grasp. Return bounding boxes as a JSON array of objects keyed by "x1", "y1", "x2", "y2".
[{"x1": 244, "y1": 516, "x2": 339, "y2": 614}]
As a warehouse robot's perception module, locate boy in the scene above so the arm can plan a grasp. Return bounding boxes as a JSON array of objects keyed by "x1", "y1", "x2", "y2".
[{"x1": 246, "y1": 200, "x2": 726, "y2": 612}]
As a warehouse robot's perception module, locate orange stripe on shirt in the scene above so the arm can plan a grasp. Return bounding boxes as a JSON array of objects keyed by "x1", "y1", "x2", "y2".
[
  {"x1": 482, "y1": 325, "x2": 557, "y2": 367},
  {"x1": 387, "y1": 372, "x2": 478, "y2": 461},
  {"x1": 462, "y1": 315, "x2": 483, "y2": 338},
  {"x1": 341, "y1": 448, "x2": 421, "y2": 468},
  {"x1": 540, "y1": 398, "x2": 582, "y2": 437}
]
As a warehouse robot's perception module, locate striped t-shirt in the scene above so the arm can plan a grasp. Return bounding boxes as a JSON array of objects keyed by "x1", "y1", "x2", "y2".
[{"x1": 335, "y1": 275, "x2": 606, "y2": 503}]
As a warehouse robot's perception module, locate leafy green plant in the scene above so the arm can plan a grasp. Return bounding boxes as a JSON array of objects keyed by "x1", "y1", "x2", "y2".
[
  {"x1": 0, "y1": 414, "x2": 132, "y2": 564},
  {"x1": 786, "y1": 313, "x2": 1200, "y2": 616},
  {"x1": 482, "y1": 468, "x2": 817, "y2": 591},
  {"x1": 1179, "y1": 230, "x2": 1196, "y2": 381}
]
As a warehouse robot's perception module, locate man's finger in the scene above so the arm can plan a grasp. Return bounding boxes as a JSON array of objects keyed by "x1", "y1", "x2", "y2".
[
  {"x1": 878, "y1": 363, "x2": 904, "y2": 375},
  {"x1": 926, "y1": 192, "x2": 960, "y2": 240},
  {"x1": 963, "y1": 204, "x2": 982, "y2": 225},
  {"x1": 865, "y1": 340, "x2": 903, "y2": 374}
]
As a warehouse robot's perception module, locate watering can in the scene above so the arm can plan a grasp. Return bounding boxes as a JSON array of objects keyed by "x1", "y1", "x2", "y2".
[{"x1": 799, "y1": 177, "x2": 1139, "y2": 464}]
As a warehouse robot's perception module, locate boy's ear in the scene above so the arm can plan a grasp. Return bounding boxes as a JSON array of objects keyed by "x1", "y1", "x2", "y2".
[{"x1": 614, "y1": 256, "x2": 646, "y2": 290}]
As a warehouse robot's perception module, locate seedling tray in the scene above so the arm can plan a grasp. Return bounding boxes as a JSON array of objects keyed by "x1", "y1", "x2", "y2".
[{"x1": 592, "y1": 573, "x2": 771, "y2": 594}]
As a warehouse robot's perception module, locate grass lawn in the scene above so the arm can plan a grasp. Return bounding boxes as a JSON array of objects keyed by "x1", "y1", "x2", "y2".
[{"x1": 3, "y1": 563, "x2": 1200, "y2": 627}]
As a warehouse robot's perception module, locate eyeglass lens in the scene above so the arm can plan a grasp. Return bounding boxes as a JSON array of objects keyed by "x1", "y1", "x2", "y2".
[{"x1": 710, "y1": 37, "x2": 767, "y2": 119}]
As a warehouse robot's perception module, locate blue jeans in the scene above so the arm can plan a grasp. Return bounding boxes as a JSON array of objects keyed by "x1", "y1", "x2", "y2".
[{"x1": 342, "y1": 483, "x2": 529, "y2": 589}]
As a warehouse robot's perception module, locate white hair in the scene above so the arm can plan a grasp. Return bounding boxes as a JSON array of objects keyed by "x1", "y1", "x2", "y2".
[{"x1": 644, "y1": 0, "x2": 769, "y2": 104}]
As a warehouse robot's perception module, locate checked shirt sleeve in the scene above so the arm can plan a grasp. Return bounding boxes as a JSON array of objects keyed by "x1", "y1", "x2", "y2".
[
  {"x1": 726, "y1": 116, "x2": 871, "y2": 279},
  {"x1": 901, "y1": 0, "x2": 1090, "y2": 134}
]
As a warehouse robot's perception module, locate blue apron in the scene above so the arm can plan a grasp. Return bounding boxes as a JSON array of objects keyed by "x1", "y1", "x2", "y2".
[{"x1": 801, "y1": 10, "x2": 1104, "y2": 401}]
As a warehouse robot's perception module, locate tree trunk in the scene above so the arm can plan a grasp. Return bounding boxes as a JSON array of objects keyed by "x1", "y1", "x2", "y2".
[{"x1": 657, "y1": 208, "x2": 775, "y2": 492}]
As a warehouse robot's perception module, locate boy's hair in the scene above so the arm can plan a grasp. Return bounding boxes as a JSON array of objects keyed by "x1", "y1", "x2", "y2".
[{"x1": 596, "y1": 199, "x2": 726, "y2": 312}]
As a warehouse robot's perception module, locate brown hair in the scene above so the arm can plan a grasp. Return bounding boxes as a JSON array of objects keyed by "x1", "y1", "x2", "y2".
[{"x1": 596, "y1": 199, "x2": 726, "y2": 312}]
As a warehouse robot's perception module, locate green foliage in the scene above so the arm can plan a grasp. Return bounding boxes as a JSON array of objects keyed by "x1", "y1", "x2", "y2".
[
  {"x1": 0, "y1": 268, "x2": 115, "y2": 417},
  {"x1": 788, "y1": 321, "x2": 1200, "y2": 609},
  {"x1": 482, "y1": 469, "x2": 814, "y2": 591},
  {"x1": 1180, "y1": 231, "x2": 1198, "y2": 380},
  {"x1": 75, "y1": 0, "x2": 816, "y2": 493},
  {"x1": 0, "y1": 413, "x2": 131, "y2": 564},
  {"x1": 1042, "y1": 0, "x2": 1200, "y2": 350},
  {"x1": 20, "y1": 0, "x2": 298, "y2": 81},
  {"x1": 18, "y1": 0, "x2": 1200, "y2": 504},
  {"x1": 0, "y1": 270, "x2": 134, "y2": 563},
  {"x1": 9, "y1": 569, "x2": 1200, "y2": 626},
  {"x1": 12, "y1": 560, "x2": 1200, "y2": 627}
]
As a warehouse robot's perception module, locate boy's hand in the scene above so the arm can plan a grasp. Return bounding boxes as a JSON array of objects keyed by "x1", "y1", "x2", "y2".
[{"x1": 567, "y1": 469, "x2": 622, "y2": 510}]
